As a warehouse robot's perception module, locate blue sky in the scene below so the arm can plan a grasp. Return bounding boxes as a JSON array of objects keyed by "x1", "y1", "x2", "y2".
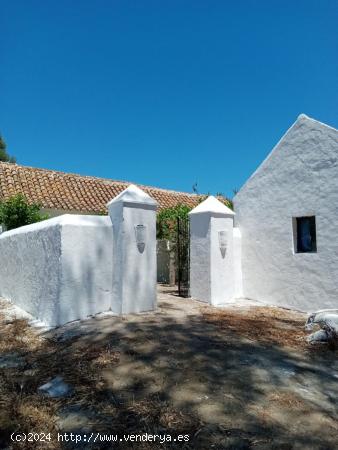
[{"x1": 1, "y1": 0, "x2": 337, "y2": 197}]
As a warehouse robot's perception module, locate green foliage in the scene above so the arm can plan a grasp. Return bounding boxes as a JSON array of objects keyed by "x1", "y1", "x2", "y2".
[
  {"x1": 157, "y1": 192, "x2": 235, "y2": 241},
  {"x1": 227, "y1": 198, "x2": 234, "y2": 210},
  {"x1": 156, "y1": 204, "x2": 192, "y2": 240},
  {"x1": 0, "y1": 194, "x2": 49, "y2": 231},
  {"x1": 226, "y1": 189, "x2": 239, "y2": 211},
  {"x1": 0, "y1": 134, "x2": 16, "y2": 163}
]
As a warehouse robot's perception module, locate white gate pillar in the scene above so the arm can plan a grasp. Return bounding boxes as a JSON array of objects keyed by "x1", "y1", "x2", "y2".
[
  {"x1": 189, "y1": 196, "x2": 235, "y2": 305},
  {"x1": 108, "y1": 185, "x2": 158, "y2": 314}
]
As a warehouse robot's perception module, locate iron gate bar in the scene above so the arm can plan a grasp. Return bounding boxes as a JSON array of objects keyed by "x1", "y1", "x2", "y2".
[{"x1": 176, "y1": 216, "x2": 190, "y2": 297}]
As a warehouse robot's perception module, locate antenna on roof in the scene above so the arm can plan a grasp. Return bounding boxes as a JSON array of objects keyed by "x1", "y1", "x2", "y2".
[{"x1": 192, "y1": 182, "x2": 199, "y2": 194}]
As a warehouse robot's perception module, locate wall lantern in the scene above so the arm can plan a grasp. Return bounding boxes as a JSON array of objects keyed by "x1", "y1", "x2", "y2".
[
  {"x1": 218, "y1": 230, "x2": 227, "y2": 258},
  {"x1": 135, "y1": 224, "x2": 146, "y2": 253}
]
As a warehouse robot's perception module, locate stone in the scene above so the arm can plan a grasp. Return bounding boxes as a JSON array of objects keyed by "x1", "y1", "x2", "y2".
[
  {"x1": 305, "y1": 310, "x2": 338, "y2": 342},
  {"x1": 0, "y1": 352, "x2": 25, "y2": 369},
  {"x1": 38, "y1": 376, "x2": 73, "y2": 398},
  {"x1": 57, "y1": 405, "x2": 96, "y2": 432},
  {"x1": 306, "y1": 310, "x2": 338, "y2": 331},
  {"x1": 307, "y1": 329, "x2": 329, "y2": 344}
]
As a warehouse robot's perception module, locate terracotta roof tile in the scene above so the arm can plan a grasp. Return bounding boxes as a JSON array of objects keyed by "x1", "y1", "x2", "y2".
[{"x1": 0, "y1": 162, "x2": 202, "y2": 213}]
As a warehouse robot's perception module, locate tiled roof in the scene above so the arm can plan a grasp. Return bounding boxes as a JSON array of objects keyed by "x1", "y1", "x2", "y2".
[{"x1": 0, "y1": 162, "x2": 203, "y2": 213}]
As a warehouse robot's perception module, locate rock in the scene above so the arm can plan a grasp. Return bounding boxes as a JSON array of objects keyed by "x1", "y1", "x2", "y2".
[
  {"x1": 305, "y1": 310, "x2": 338, "y2": 342},
  {"x1": 38, "y1": 376, "x2": 73, "y2": 398},
  {"x1": 307, "y1": 329, "x2": 329, "y2": 344},
  {"x1": 0, "y1": 352, "x2": 26, "y2": 369},
  {"x1": 57, "y1": 405, "x2": 98, "y2": 432},
  {"x1": 306, "y1": 309, "x2": 338, "y2": 331}
]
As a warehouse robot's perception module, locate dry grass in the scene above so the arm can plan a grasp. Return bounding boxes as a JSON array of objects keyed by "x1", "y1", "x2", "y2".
[
  {"x1": 202, "y1": 306, "x2": 307, "y2": 348},
  {"x1": 0, "y1": 314, "x2": 61, "y2": 449},
  {"x1": 0, "y1": 316, "x2": 43, "y2": 354},
  {"x1": 0, "y1": 299, "x2": 337, "y2": 449},
  {"x1": 267, "y1": 391, "x2": 307, "y2": 410},
  {"x1": 0, "y1": 314, "x2": 198, "y2": 448}
]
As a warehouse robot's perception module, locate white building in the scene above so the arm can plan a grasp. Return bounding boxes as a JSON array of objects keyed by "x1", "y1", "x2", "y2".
[
  {"x1": 0, "y1": 185, "x2": 158, "y2": 326},
  {"x1": 1, "y1": 113, "x2": 337, "y2": 325},
  {"x1": 234, "y1": 114, "x2": 338, "y2": 312}
]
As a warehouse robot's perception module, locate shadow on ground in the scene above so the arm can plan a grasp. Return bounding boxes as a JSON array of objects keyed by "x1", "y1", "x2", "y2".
[{"x1": 0, "y1": 287, "x2": 337, "y2": 449}]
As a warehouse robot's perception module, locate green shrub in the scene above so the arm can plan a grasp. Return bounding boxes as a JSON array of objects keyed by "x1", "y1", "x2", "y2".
[
  {"x1": 156, "y1": 204, "x2": 192, "y2": 241},
  {"x1": 0, "y1": 194, "x2": 49, "y2": 231}
]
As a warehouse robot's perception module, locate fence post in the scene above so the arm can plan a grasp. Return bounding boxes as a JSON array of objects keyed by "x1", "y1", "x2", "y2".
[
  {"x1": 108, "y1": 185, "x2": 158, "y2": 314},
  {"x1": 189, "y1": 196, "x2": 235, "y2": 305}
]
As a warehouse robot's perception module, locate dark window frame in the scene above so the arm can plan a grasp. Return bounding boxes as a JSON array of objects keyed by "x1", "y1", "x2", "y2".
[{"x1": 294, "y1": 216, "x2": 317, "y2": 254}]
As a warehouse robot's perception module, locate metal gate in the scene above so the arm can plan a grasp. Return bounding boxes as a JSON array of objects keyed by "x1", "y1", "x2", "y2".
[{"x1": 177, "y1": 217, "x2": 190, "y2": 297}]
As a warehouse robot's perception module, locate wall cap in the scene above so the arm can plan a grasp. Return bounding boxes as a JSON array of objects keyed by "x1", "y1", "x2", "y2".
[
  {"x1": 107, "y1": 184, "x2": 158, "y2": 208},
  {"x1": 189, "y1": 196, "x2": 235, "y2": 216}
]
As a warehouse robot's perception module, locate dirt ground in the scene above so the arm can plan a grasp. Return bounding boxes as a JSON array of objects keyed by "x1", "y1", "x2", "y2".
[{"x1": 0, "y1": 286, "x2": 337, "y2": 449}]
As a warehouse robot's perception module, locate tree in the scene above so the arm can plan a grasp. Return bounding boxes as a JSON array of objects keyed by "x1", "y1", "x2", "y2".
[
  {"x1": 0, "y1": 194, "x2": 49, "y2": 231},
  {"x1": 157, "y1": 204, "x2": 193, "y2": 286},
  {"x1": 156, "y1": 204, "x2": 192, "y2": 241},
  {"x1": 0, "y1": 134, "x2": 16, "y2": 163}
]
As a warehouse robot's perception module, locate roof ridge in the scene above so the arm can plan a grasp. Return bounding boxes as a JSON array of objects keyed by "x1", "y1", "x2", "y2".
[
  {"x1": 0, "y1": 161, "x2": 201, "y2": 198},
  {"x1": 297, "y1": 114, "x2": 338, "y2": 133}
]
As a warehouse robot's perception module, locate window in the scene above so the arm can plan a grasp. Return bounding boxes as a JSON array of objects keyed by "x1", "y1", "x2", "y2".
[{"x1": 294, "y1": 216, "x2": 317, "y2": 253}]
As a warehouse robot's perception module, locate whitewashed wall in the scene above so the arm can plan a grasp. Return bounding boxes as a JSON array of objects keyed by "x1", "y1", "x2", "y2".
[
  {"x1": 190, "y1": 196, "x2": 240, "y2": 305},
  {"x1": 0, "y1": 219, "x2": 63, "y2": 325},
  {"x1": 233, "y1": 228, "x2": 243, "y2": 299},
  {"x1": 108, "y1": 186, "x2": 157, "y2": 315},
  {"x1": 157, "y1": 240, "x2": 171, "y2": 284},
  {"x1": 190, "y1": 212, "x2": 211, "y2": 303},
  {"x1": 59, "y1": 216, "x2": 113, "y2": 324},
  {"x1": 0, "y1": 185, "x2": 158, "y2": 326},
  {"x1": 234, "y1": 115, "x2": 338, "y2": 312},
  {"x1": 0, "y1": 215, "x2": 113, "y2": 326}
]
